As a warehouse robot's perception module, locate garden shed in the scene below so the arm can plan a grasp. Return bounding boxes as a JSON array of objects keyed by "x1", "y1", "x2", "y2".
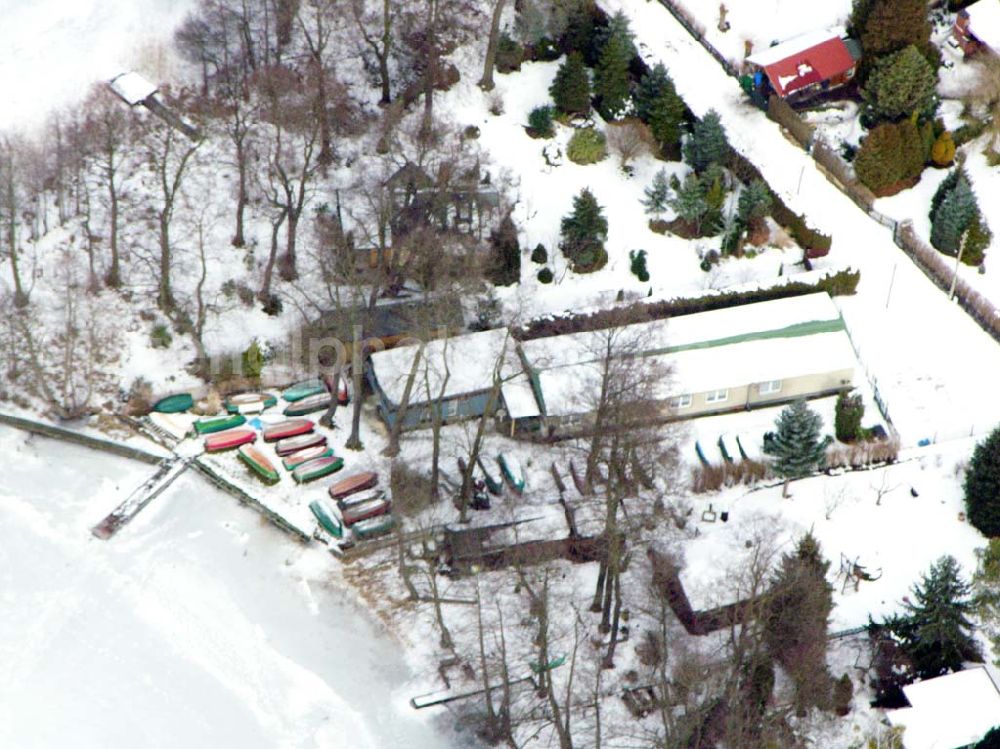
[{"x1": 745, "y1": 30, "x2": 859, "y2": 101}]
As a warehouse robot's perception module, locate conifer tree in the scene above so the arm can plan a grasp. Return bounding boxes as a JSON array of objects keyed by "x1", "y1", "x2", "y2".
[
  {"x1": 963, "y1": 210, "x2": 993, "y2": 267},
  {"x1": 560, "y1": 187, "x2": 608, "y2": 272},
  {"x1": 862, "y1": 45, "x2": 938, "y2": 122},
  {"x1": 550, "y1": 52, "x2": 591, "y2": 116},
  {"x1": 642, "y1": 168, "x2": 670, "y2": 216},
  {"x1": 977, "y1": 727, "x2": 1000, "y2": 749},
  {"x1": 765, "y1": 534, "x2": 834, "y2": 714},
  {"x1": 593, "y1": 11, "x2": 635, "y2": 120},
  {"x1": 736, "y1": 180, "x2": 772, "y2": 231},
  {"x1": 487, "y1": 213, "x2": 521, "y2": 286},
  {"x1": 930, "y1": 167, "x2": 962, "y2": 219},
  {"x1": 931, "y1": 174, "x2": 977, "y2": 255},
  {"x1": 857, "y1": 0, "x2": 933, "y2": 72},
  {"x1": 964, "y1": 425, "x2": 1000, "y2": 537},
  {"x1": 634, "y1": 63, "x2": 673, "y2": 121},
  {"x1": 635, "y1": 63, "x2": 685, "y2": 158},
  {"x1": 668, "y1": 173, "x2": 709, "y2": 234},
  {"x1": 562, "y1": 0, "x2": 600, "y2": 64},
  {"x1": 855, "y1": 120, "x2": 924, "y2": 194},
  {"x1": 763, "y1": 399, "x2": 832, "y2": 495},
  {"x1": 684, "y1": 109, "x2": 728, "y2": 172},
  {"x1": 900, "y1": 555, "x2": 980, "y2": 679}
]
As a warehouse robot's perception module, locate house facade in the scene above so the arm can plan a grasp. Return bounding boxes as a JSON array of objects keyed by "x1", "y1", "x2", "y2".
[
  {"x1": 745, "y1": 30, "x2": 861, "y2": 102},
  {"x1": 954, "y1": 1, "x2": 1000, "y2": 57}
]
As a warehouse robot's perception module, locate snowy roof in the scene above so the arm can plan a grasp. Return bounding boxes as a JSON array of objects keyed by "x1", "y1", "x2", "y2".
[
  {"x1": 519, "y1": 293, "x2": 855, "y2": 417},
  {"x1": 966, "y1": 0, "x2": 1000, "y2": 52},
  {"x1": 501, "y1": 377, "x2": 541, "y2": 419},
  {"x1": 369, "y1": 328, "x2": 517, "y2": 407},
  {"x1": 108, "y1": 71, "x2": 157, "y2": 105},
  {"x1": 746, "y1": 31, "x2": 855, "y2": 97},
  {"x1": 888, "y1": 666, "x2": 1000, "y2": 749}
]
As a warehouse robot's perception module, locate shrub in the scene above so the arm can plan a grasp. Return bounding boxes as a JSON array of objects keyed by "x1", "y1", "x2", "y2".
[
  {"x1": 862, "y1": 45, "x2": 938, "y2": 122},
  {"x1": 567, "y1": 128, "x2": 608, "y2": 165},
  {"x1": 241, "y1": 339, "x2": 265, "y2": 380},
  {"x1": 629, "y1": 249, "x2": 650, "y2": 282},
  {"x1": 607, "y1": 119, "x2": 654, "y2": 170},
  {"x1": 531, "y1": 243, "x2": 548, "y2": 264},
  {"x1": 690, "y1": 458, "x2": 771, "y2": 492},
  {"x1": 495, "y1": 32, "x2": 524, "y2": 73},
  {"x1": 964, "y1": 425, "x2": 1000, "y2": 536},
  {"x1": 261, "y1": 293, "x2": 283, "y2": 316},
  {"x1": 488, "y1": 213, "x2": 521, "y2": 286},
  {"x1": 855, "y1": 120, "x2": 925, "y2": 195},
  {"x1": 835, "y1": 391, "x2": 865, "y2": 442},
  {"x1": 833, "y1": 674, "x2": 854, "y2": 716},
  {"x1": 527, "y1": 105, "x2": 555, "y2": 138},
  {"x1": 537, "y1": 267, "x2": 554, "y2": 283},
  {"x1": 931, "y1": 131, "x2": 956, "y2": 166},
  {"x1": 648, "y1": 218, "x2": 670, "y2": 234},
  {"x1": 150, "y1": 323, "x2": 172, "y2": 349},
  {"x1": 963, "y1": 211, "x2": 992, "y2": 267}
]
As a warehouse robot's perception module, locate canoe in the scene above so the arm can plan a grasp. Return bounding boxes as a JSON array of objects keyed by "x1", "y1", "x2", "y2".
[
  {"x1": 262, "y1": 418, "x2": 314, "y2": 442},
  {"x1": 309, "y1": 498, "x2": 343, "y2": 538},
  {"x1": 275, "y1": 432, "x2": 327, "y2": 456},
  {"x1": 478, "y1": 457, "x2": 504, "y2": 495},
  {"x1": 225, "y1": 392, "x2": 277, "y2": 414},
  {"x1": 498, "y1": 453, "x2": 525, "y2": 493},
  {"x1": 283, "y1": 392, "x2": 333, "y2": 416},
  {"x1": 282, "y1": 379, "x2": 326, "y2": 403},
  {"x1": 292, "y1": 455, "x2": 344, "y2": 483},
  {"x1": 152, "y1": 393, "x2": 193, "y2": 414},
  {"x1": 282, "y1": 445, "x2": 334, "y2": 470},
  {"x1": 204, "y1": 428, "x2": 256, "y2": 452},
  {"x1": 351, "y1": 514, "x2": 395, "y2": 540},
  {"x1": 328, "y1": 471, "x2": 378, "y2": 499},
  {"x1": 336, "y1": 489, "x2": 385, "y2": 513},
  {"x1": 341, "y1": 497, "x2": 391, "y2": 526},
  {"x1": 238, "y1": 445, "x2": 280, "y2": 484},
  {"x1": 195, "y1": 413, "x2": 247, "y2": 435}
]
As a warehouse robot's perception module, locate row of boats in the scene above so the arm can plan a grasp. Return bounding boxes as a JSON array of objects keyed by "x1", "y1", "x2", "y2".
[{"x1": 150, "y1": 379, "x2": 395, "y2": 542}]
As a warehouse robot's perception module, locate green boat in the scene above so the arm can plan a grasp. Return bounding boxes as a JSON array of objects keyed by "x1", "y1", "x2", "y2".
[
  {"x1": 478, "y1": 457, "x2": 504, "y2": 495},
  {"x1": 351, "y1": 513, "x2": 395, "y2": 540},
  {"x1": 225, "y1": 392, "x2": 278, "y2": 413},
  {"x1": 309, "y1": 498, "x2": 343, "y2": 538},
  {"x1": 292, "y1": 455, "x2": 344, "y2": 483},
  {"x1": 282, "y1": 379, "x2": 327, "y2": 403},
  {"x1": 238, "y1": 445, "x2": 280, "y2": 484},
  {"x1": 498, "y1": 453, "x2": 526, "y2": 493},
  {"x1": 194, "y1": 413, "x2": 247, "y2": 435},
  {"x1": 152, "y1": 392, "x2": 194, "y2": 414},
  {"x1": 529, "y1": 654, "x2": 566, "y2": 674}
]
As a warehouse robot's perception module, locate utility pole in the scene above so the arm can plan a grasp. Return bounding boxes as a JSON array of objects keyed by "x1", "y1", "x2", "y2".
[{"x1": 949, "y1": 229, "x2": 970, "y2": 302}]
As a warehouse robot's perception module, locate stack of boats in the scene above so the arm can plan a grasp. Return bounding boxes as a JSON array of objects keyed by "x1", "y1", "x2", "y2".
[{"x1": 151, "y1": 378, "x2": 393, "y2": 543}]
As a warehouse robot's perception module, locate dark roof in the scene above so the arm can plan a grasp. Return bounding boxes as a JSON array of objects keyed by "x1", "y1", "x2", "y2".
[{"x1": 319, "y1": 295, "x2": 465, "y2": 342}]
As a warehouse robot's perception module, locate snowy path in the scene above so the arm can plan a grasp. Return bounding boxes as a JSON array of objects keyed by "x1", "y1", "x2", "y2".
[
  {"x1": 0, "y1": 426, "x2": 468, "y2": 749},
  {"x1": 605, "y1": 0, "x2": 1000, "y2": 445}
]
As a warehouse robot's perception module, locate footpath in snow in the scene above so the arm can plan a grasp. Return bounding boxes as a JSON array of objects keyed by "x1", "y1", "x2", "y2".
[{"x1": 603, "y1": 0, "x2": 1000, "y2": 446}]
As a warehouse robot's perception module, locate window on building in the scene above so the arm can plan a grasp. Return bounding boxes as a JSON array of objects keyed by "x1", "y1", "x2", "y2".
[
  {"x1": 670, "y1": 394, "x2": 692, "y2": 409},
  {"x1": 705, "y1": 389, "x2": 729, "y2": 404},
  {"x1": 759, "y1": 380, "x2": 782, "y2": 395}
]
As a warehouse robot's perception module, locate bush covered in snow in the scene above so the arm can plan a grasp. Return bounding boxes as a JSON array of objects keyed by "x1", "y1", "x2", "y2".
[{"x1": 566, "y1": 127, "x2": 607, "y2": 165}]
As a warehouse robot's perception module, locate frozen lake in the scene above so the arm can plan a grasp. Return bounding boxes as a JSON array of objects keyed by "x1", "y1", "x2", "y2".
[{"x1": 0, "y1": 425, "x2": 466, "y2": 748}]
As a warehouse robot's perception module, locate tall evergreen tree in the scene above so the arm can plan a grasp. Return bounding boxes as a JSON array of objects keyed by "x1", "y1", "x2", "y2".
[
  {"x1": 634, "y1": 63, "x2": 673, "y2": 122},
  {"x1": 977, "y1": 727, "x2": 1000, "y2": 749},
  {"x1": 683, "y1": 109, "x2": 728, "y2": 172},
  {"x1": 862, "y1": 45, "x2": 938, "y2": 122},
  {"x1": 642, "y1": 168, "x2": 670, "y2": 216},
  {"x1": 562, "y1": 0, "x2": 600, "y2": 64},
  {"x1": 487, "y1": 213, "x2": 521, "y2": 286},
  {"x1": 765, "y1": 534, "x2": 834, "y2": 715},
  {"x1": 668, "y1": 173, "x2": 709, "y2": 234},
  {"x1": 737, "y1": 179, "x2": 772, "y2": 231},
  {"x1": 899, "y1": 555, "x2": 980, "y2": 679},
  {"x1": 964, "y1": 425, "x2": 1000, "y2": 537},
  {"x1": 931, "y1": 174, "x2": 977, "y2": 255},
  {"x1": 763, "y1": 399, "x2": 832, "y2": 495},
  {"x1": 560, "y1": 187, "x2": 608, "y2": 272},
  {"x1": 858, "y1": 0, "x2": 933, "y2": 73},
  {"x1": 930, "y1": 167, "x2": 963, "y2": 219},
  {"x1": 855, "y1": 119, "x2": 924, "y2": 194},
  {"x1": 550, "y1": 52, "x2": 591, "y2": 116},
  {"x1": 593, "y1": 11, "x2": 635, "y2": 120}
]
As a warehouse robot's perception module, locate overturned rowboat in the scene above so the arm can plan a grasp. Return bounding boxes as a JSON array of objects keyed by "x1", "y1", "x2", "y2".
[
  {"x1": 479, "y1": 457, "x2": 504, "y2": 495},
  {"x1": 498, "y1": 453, "x2": 526, "y2": 493},
  {"x1": 225, "y1": 392, "x2": 277, "y2": 414},
  {"x1": 341, "y1": 496, "x2": 391, "y2": 526},
  {"x1": 262, "y1": 418, "x2": 314, "y2": 442},
  {"x1": 152, "y1": 392, "x2": 193, "y2": 414},
  {"x1": 281, "y1": 444, "x2": 334, "y2": 470},
  {"x1": 328, "y1": 471, "x2": 378, "y2": 500},
  {"x1": 204, "y1": 428, "x2": 256, "y2": 452},
  {"x1": 194, "y1": 413, "x2": 246, "y2": 435},
  {"x1": 351, "y1": 513, "x2": 394, "y2": 540},
  {"x1": 275, "y1": 432, "x2": 327, "y2": 456},
  {"x1": 238, "y1": 445, "x2": 280, "y2": 484},
  {"x1": 282, "y1": 379, "x2": 326, "y2": 403},
  {"x1": 309, "y1": 498, "x2": 343, "y2": 538},
  {"x1": 292, "y1": 455, "x2": 344, "y2": 483},
  {"x1": 283, "y1": 392, "x2": 333, "y2": 416}
]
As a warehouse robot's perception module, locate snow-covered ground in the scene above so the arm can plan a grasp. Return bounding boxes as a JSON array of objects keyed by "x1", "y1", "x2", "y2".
[
  {"x1": 0, "y1": 0, "x2": 194, "y2": 131},
  {"x1": 0, "y1": 425, "x2": 468, "y2": 748}
]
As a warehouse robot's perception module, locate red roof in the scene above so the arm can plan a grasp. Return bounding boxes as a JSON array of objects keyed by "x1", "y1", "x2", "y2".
[{"x1": 757, "y1": 37, "x2": 855, "y2": 97}]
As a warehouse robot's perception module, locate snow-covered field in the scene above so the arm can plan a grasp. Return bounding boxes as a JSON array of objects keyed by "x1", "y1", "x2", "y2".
[{"x1": 0, "y1": 425, "x2": 467, "y2": 748}]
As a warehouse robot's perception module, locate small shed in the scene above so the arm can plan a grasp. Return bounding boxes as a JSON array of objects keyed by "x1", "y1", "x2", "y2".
[
  {"x1": 108, "y1": 71, "x2": 158, "y2": 106},
  {"x1": 317, "y1": 295, "x2": 465, "y2": 350},
  {"x1": 954, "y1": 1, "x2": 1000, "y2": 57},
  {"x1": 888, "y1": 665, "x2": 1000, "y2": 749},
  {"x1": 746, "y1": 30, "x2": 859, "y2": 100}
]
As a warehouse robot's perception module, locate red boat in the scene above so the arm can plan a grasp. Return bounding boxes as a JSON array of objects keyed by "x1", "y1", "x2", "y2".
[
  {"x1": 281, "y1": 444, "x2": 334, "y2": 470},
  {"x1": 275, "y1": 432, "x2": 327, "y2": 456},
  {"x1": 328, "y1": 471, "x2": 378, "y2": 499},
  {"x1": 204, "y1": 428, "x2": 256, "y2": 452},
  {"x1": 341, "y1": 497, "x2": 391, "y2": 526},
  {"x1": 262, "y1": 419, "x2": 314, "y2": 442}
]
